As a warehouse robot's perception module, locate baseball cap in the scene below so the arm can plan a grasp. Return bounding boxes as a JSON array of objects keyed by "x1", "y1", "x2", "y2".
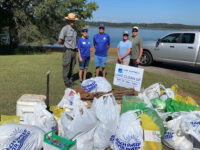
[
  {"x1": 81, "y1": 28, "x2": 88, "y2": 32},
  {"x1": 123, "y1": 31, "x2": 129, "y2": 36},
  {"x1": 99, "y1": 24, "x2": 105, "y2": 29},
  {"x1": 132, "y1": 26, "x2": 139, "y2": 31}
]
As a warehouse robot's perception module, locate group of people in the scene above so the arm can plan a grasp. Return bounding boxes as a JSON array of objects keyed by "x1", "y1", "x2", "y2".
[{"x1": 58, "y1": 13, "x2": 143, "y2": 87}]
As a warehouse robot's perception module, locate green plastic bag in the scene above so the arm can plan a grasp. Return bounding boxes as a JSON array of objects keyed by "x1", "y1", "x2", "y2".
[
  {"x1": 121, "y1": 95, "x2": 147, "y2": 114},
  {"x1": 150, "y1": 98, "x2": 166, "y2": 113},
  {"x1": 166, "y1": 98, "x2": 200, "y2": 113},
  {"x1": 121, "y1": 95, "x2": 165, "y2": 136},
  {"x1": 43, "y1": 131, "x2": 76, "y2": 150}
]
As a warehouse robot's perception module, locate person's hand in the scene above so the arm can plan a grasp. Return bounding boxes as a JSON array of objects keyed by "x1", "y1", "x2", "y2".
[
  {"x1": 79, "y1": 57, "x2": 83, "y2": 62},
  {"x1": 118, "y1": 57, "x2": 122, "y2": 63},
  {"x1": 136, "y1": 58, "x2": 140, "y2": 64}
]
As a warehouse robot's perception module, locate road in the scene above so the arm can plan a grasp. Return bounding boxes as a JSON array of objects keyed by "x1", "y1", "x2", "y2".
[
  {"x1": 139, "y1": 62, "x2": 200, "y2": 83},
  {"x1": 107, "y1": 57, "x2": 200, "y2": 83}
]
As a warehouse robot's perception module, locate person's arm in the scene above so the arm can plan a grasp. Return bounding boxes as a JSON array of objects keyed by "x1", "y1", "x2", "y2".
[
  {"x1": 136, "y1": 39, "x2": 143, "y2": 64},
  {"x1": 117, "y1": 48, "x2": 122, "y2": 62},
  {"x1": 117, "y1": 42, "x2": 122, "y2": 62},
  {"x1": 107, "y1": 35, "x2": 110, "y2": 49},
  {"x1": 120, "y1": 48, "x2": 131, "y2": 59},
  {"x1": 78, "y1": 49, "x2": 82, "y2": 62},
  {"x1": 58, "y1": 27, "x2": 66, "y2": 45},
  {"x1": 58, "y1": 38, "x2": 64, "y2": 44}
]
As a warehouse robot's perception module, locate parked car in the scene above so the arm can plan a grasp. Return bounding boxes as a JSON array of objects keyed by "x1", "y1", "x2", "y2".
[{"x1": 141, "y1": 31, "x2": 200, "y2": 67}]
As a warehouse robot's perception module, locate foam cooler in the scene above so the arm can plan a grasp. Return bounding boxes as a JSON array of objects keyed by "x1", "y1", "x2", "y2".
[{"x1": 16, "y1": 94, "x2": 46, "y2": 119}]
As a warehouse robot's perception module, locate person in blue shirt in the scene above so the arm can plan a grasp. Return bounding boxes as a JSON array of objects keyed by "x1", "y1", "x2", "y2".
[
  {"x1": 93, "y1": 24, "x2": 110, "y2": 77},
  {"x1": 77, "y1": 28, "x2": 91, "y2": 83},
  {"x1": 117, "y1": 31, "x2": 132, "y2": 65}
]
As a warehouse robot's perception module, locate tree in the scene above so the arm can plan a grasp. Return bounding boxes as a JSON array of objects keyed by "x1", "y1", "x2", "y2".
[{"x1": 0, "y1": 0, "x2": 98, "y2": 46}]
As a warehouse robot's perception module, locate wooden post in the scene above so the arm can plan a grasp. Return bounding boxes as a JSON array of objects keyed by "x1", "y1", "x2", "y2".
[{"x1": 46, "y1": 71, "x2": 50, "y2": 110}]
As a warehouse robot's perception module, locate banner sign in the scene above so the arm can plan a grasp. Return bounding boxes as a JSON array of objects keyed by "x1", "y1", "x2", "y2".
[{"x1": 113, "y1": 64, "x2": 144, "y2": 92}]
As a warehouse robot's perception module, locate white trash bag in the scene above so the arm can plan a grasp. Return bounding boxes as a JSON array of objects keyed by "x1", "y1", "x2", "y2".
[
  {"x1": 0, "y1": 124, "x2": 44, "y2": 150},
  {"x1": 73, "y1": 127, "x2": 96, "y2": 150},
  {"x1": 110, "y1": 111, "x2": 144, "y2": 150},
  {"x1": 81, "y1": 77, "x2": 112, "y2": 93},
  {"x1": 24, "y1": 102, "x2": 57, "y2": 133},
  {"x1": 58, "y1": 88, "x2": 77, "y2": 107},
  {"x1": 180, "y1": 111, "x2": 200, "y2": 142},
  {"x1": 61, "y1": 102, "x2": 97, "y2": 139},
  {"x1": 162, "y1": 113, "x2": 193, "y2": 150},
  {"x1": 91, "y1": 93, "x2": 119, "y2": 149}
]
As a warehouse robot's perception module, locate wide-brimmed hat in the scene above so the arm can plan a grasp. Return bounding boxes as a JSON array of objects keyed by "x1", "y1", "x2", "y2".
[{"x1": 65, "y1": 13, "x2": 78, "y2": 20}]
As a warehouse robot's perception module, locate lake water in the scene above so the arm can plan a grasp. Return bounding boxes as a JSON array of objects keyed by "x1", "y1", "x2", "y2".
[
  {"x1": 87, "y1": 27, "x2": 181, "y2": 48},
  {"x1": 2, "y1": 27, "x2": 183, "y2": 47}
]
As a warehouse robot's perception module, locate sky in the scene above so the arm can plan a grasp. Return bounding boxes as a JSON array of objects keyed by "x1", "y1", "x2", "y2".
[{"x1": 88, "y1": 0, "x2": 200, "y2": 25}]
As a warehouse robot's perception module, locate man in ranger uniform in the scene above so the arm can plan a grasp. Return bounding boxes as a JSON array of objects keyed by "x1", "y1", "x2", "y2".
[{"x1": 58, "y1": 13, "x2": 78, "y2": 87}]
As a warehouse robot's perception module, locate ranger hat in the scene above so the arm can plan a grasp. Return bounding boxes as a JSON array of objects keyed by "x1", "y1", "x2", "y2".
[{"x1": 65, "y1": 13, "x2": 78, "y2": 20}]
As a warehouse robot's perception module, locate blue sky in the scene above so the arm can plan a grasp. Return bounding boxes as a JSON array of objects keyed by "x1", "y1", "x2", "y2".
[{"x1": 88, "y1": 0, "x2": 200, "y2": 25}]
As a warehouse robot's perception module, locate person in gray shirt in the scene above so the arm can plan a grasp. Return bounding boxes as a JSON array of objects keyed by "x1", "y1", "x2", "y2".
[
  {"x1": 58, "y1": 13, "x2": 78, "y2": 87},
  {"x1": 129, "y1": 26, "x2": 143, "y2": 67}
]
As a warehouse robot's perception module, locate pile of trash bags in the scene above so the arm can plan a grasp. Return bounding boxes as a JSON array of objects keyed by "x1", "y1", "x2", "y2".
[{"x1": 0, "y1": 77, "x2": 200, "y2": 150}]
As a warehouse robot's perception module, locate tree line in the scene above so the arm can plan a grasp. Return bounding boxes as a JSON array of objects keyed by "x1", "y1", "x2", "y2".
[
  {"x1": 0, "y1": 0, "x2": 98, "y2": 49},
  {"x1": 87, "y1": 21, "x2": 200, "y2": 30}
]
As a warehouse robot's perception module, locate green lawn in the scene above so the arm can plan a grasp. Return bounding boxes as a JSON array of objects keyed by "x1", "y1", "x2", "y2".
[{"x1": 0, "y1": 52, "x2": 200, "y2": 115}]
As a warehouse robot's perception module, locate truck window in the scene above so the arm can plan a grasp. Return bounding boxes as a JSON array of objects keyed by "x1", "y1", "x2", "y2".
[
  {"x1": 181, "y1": 33, "x2": 195, "y2": 44},
  {"x1": 161, "y1": 33, "x2": 181, "y2": 43}
]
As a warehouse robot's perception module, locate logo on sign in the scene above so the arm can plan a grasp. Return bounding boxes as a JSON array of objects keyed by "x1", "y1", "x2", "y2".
[{"x1": 118, "y1": 68, "x2": 123, "y2": 73}]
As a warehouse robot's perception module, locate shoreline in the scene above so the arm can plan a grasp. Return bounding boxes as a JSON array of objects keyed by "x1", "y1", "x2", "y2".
[{"x1": 87, "y1": 25, "x2": 200, "y2": 31}]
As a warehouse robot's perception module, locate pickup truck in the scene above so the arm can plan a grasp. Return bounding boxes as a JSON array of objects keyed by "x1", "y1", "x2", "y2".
[{"x1": 141, "y1": 31, "x2": 200, "y2": 67}]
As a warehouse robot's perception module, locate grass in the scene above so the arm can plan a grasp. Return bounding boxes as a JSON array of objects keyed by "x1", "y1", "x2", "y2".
[{"x1": 0, "y1": 52, "x2": 200, "y2": 115}]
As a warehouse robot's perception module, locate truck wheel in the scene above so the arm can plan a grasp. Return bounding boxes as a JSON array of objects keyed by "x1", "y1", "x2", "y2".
[{"x1": 140, "y1": 51, "x2": 153, "y2": 66}]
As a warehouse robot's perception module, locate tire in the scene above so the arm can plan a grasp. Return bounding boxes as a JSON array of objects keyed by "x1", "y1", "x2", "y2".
[{"x1": 140, "y1": 50, "x2": 153, "y2": 66}]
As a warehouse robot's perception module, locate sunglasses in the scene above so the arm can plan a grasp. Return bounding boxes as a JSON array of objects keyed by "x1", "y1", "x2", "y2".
[
  {"x1": 132, "y1": 30, "x2": 138, "y2": 32},
  {"x1": 123, "y1": 34, "x2": 129, "y2": 36},
  {"x1": 82, "y1": 30, "x2": 88, "y2": 33}
]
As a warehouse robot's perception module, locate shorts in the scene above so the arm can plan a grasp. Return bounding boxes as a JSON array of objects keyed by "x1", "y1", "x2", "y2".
[
  {"x1": 79, "y1": 59, "x2": 90, "y2": 69},
  {"x1": 118, "y1": 58, "x2": 130, "y2": 66},
  {"x1": 129, "y1": 59, "x2": 138, "y2": 67},
  {"x1": 94, "y1": 55, "x2": 107, "y2": 68}
]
